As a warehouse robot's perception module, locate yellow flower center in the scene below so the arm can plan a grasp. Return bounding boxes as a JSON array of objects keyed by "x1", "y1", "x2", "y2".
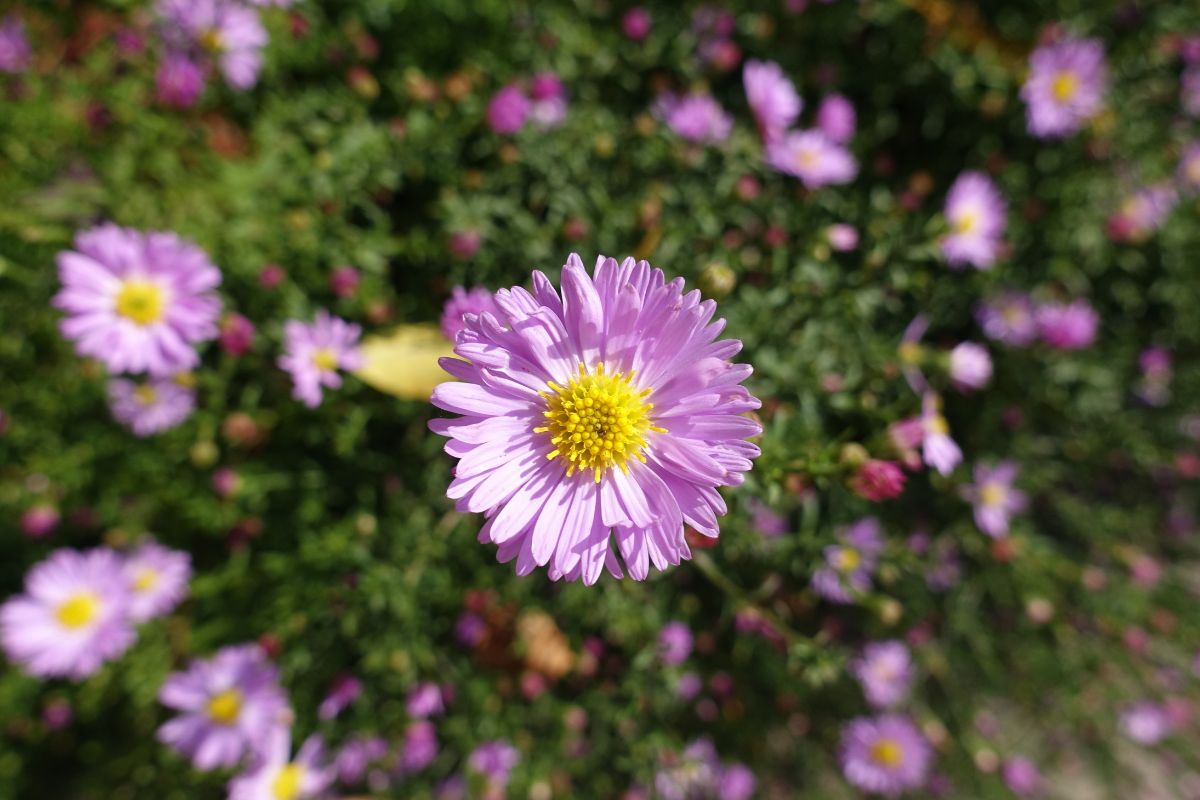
[
  {"x1": 200, "y1": 28, "x2": 225, "y2": 53},
  {"x1": 834, "y1": 547, "x2": 861, "y2": 573},
  {"x1": 897, "y1": 342, "x2": 923, "y2": 365},
  {"x1": 206, "y1": 689, "x2": 243, "y2": 726},
  {"x1": 272, "y1": 763, "x2": 305, "y2": 800},
  {"x1": 134, "y1": 385, "x2": 158, "y2": 406},
  {"x1": 1052, "y1": 71, "x2": 1078, "y2": 103},
  {"x1": 56, "y1": 592, "x2": 100, "y2": 629},
  {"x1": 980, "y1": 481, "x2": 1006, "y2": 507},
  {"x1": 115, "y1": 280, "x2": 166, "y2": 326},
  {"x1": 311, "y1": 348, "x2": 338, "y2": 371},
  {"x1": 870, "y1": 737, "x2": 904, "y2": 768},
  {"x1": 796, "y1": 148, "x2": 819, "y2": 169},
  {"x1": 133, "y1": 568, "x2": 158, "y2": 592},
  {"x1": 535, "y1": 362, "x2": 664, "y2": 483},
  {"x1": 928, "y1": 414, "x2": 949, "y2": 436},
  {"x1": 954, "y1": 209, "x2": 979, "y2": 235}
]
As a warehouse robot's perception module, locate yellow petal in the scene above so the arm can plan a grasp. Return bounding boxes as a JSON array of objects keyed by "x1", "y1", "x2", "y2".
[{"x1": 353, "y1": 323, "x2": 457, "y2": 401}]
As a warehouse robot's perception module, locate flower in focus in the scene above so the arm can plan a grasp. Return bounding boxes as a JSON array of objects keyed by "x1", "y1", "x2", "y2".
[
  {"x1": 528, "y1": 72, "x2": 569, "y2": 129},
  {"x1": 54, "y1": 224, "x2": 223, "y2": 375},
  {"x1": 317, "y1": 673, "x2": 362, "y2": 721},
  {"x1": 486, "y1": 84, "x2": 530, "y2": 134},
  {"x1": 1001, "y1": 755, "x2": 1042, "y2": 797},
  {"x1": 157, "y1": 643, "x2": 289, "y2": 770},
  {"x1": 654, "y1": 92, "x2": 733, "y2": 143},
  {"x1": 278, "y1": 310, "x2": 364, "y2": 408},
  {"x1": 108, "y1": 377, "x2": 197, "y2": 436},
  {"x1": 658, "y1": 621, "x2": 693, "y2": 665},
  {"x1": 976, "y1": 291, "x2": 1038, "y2": 347},
  {"x1": 948, "y1": 342, "x2": 992, "y2": 392},
  {"x1": 920, "y1": 393, "x2": 962, "y2": 476},
  {"x1": 406, "y1": 682, "x2": 445, "y2": 718},
  {"x1": 0, "y1": 548, "x2": 135, "y2": 680},
  {"x1": 815, "y1": 93, "x2": 856, "y2": 143},
  {"x1": 766, "y1": 129, "x2": 857, "y2": 188},
  {"x1": 428, "y1": 254, "x2": 761, "y2": 584},
  {"x1": 811, "y1": 518, "x2": 884, "y2": 604},
  {"x1": 1120, "y1": 701, "x2": 1171, "y2": 745},
  {"x1": 0, "y1": 14, "x2": 31, "y2": 73},
  {"x1": 1021, "y1": 38, "x2": 1107, "y2": 138},
  {"x1": 941, "y1": 171, "x2": 1006, "y2": 269},
  {"x1": 1036, "y1": 299, "x2": 1099, "y2": 350},
  {"x1": 960, "y1": 461, "x2": 1027, "y2": 538},
  {"x1": 840, "y1": 714, "x2": 933, "y2": 797},
  {"x1": 852, "y1": 641, "x2": 915, "y2": 709},
  {"x1": 156, "y1": 52, "x2": 205, "y2": 107},
  {"x1": 851, "y1": 460, "x2": 907, "y2": 503},
  {"x1": 228, "y1": 729, "x2": 334, "y2": 800},
  {"x1": 440, "y1": 285, "x2": 500, "y2": 342},
  {"x1": 743, "y1": 59, "x2": 802, "y2": 143},
  {"x1": 156, "y1": 0, "x2": 268, "y2": 90},
  {"x1": 468, "y1": 740, "x2": 520, "y2": 788},
  {"x1": 124, "y1": 541, "x2": 191, "y2": 622}
]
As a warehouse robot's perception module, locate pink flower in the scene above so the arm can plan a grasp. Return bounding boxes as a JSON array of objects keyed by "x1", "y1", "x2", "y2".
[
  {"x1": 156, "y1": 52, "x2": 205, "y2": 108},
  {"x1": 21, "y1": 504, "x2": 60, "y2": 539},
  {"x1": 815, "y1": 94, "x2": 856, "y2": 143},
  {"x1": 622, "y1": 8, "x2": 652, "y2": 40},
  {"x1": 277, "y1": 310, "x2": 364, "y2": 408},
  {"x1": 124, "y1": 541, "x2": 191, "y2": 622},
  {"x1": 921, "y1": 394, "x2": 961, "y2": 476},
  {"x1": 487, "y1": 85, "x2": 530, "y2": 134},
  {"x1": 448, "y1": 229, "x2": 482, "y2": 260},
  {"x1": 960, "y1": 461, "x2": 1027, "y2": 538},
  {"x1": 852, "y1": 460, "x2": 907, "y2": 502},
  {"x1": 219, "y1": 312, "x2": 256, "y2": 356},
  {"x1": 654, "y1": 92, "x2": 733, "y2": 143},
  {"x1": 948, "y1": 342, "x2": 992, "y2": 392},
  {"x1": 766, "y1": 130, "x2": 857, "y2": 188},
  {"x1": 743, "y1": 59, "x2": 802, "y2": 143},
  {"x1": 228, "y1": 729, "x2": 335, "y2": 800},
  {"x1": 827, "y1": 223, "x2": 860, "y2": 251},
  {"x1": 329, "y1": 265, "x2": 361, "y2": 298},
  {"x1": 1036, "y1": 300, "x2": 1099, "y2": 350},
  {"x1": 941, "y1": 171, "x2": 1006, "y2": 270}
]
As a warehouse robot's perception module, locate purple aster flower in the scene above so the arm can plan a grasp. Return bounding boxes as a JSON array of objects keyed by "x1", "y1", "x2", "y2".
[
  {"x1": 926, "y1": 540, "x2": 962, "y2": 592},
  {"x1": 0, "y1": 14, "x2": 32, "y2": 73},
  {"x1": 766, "y1": 129, "x2": 858, "y2": 188},
  {"x1": 743, "y1": 59, "x2": 802, "y2": 143},
  {"x1": 654, "y1": 92, "x2": 733, "y2": 143},
  {"x1": 156, "y1": 0, "x2": 267, "y2": 90},
  {"x1": 124, "y1": 541, "x2": 191, "y2": 622},
  {"x1": 406, "y1": 682, "x2": 444, "y2": 718},
  {"x1": 228, "y1": 729, "x2": 335, "y2": 800},
  {"x1": 816, "y1": 93, "x2": 856, "y2": 143},
  {"x1": 976, "y1": 291, "x2": 1037, "y2": 346},
  {"x1": 278, "y1": 310, "x2": 364, "y2": 408},
  {"x1": 812, "y1": 518, "x2": 884, "y2": 603},
  {"x1": 960, "y1": 461, "x2": 1027, "y2": 538},
  {"x1": 441, "y1": 285, "x2": 501, "y2": 342},
  {"x1": 156, "y1": 52, "x2": 205, "y2": 108},
  {"x1": 852, "y1": 641, "x2": 914, "y2": 709},
  {"x1": 428, "y1": 254, "x2": 761, "y2": 584},
  {"x1": 335, "y1": 736, "x2": 389, "y2": 786},
  {"x1": 948, "y1": 342, "x2": 992, "y2": 392},
  {"x1": 529, "y1": 72, "x2": 568, "y2": 130},
  {"x1": 157, "y1": 643, "x2": 289, "y2": 770},
  {"x1": 398, "y1": 720, "x2": 438, "y2": 774},
  {"x1": 54, "y1": 224, "x2": 222, "y2": 376},
  {"x1": 0, "y1": 548, "x2": 135, "y2": 680},
  {"x1": 1183, "y1": 67, "x2": 1200, "y2": 118},
  {"x1": 658, "y1": 621, "x2": 693, "y2": 665},
  {"x1": 718, "y1": 764, "x2": 756, "y2": 800},
  {"x1": 1109, "y1": 183, "x2": 1178, "y2": 242},
  {"x1": 654, "y1": 739, "x2": 720, "y2": 800},
  {"x1": 1120, "y1": 701, "x2": 1171, "y2": 745},
  {"x1": 468, "y1": 740, "x2": 520, "y2": 788},
  {"x1": 1179, "y1": 142, "x2": 1200, "y2": 191},
  {"x1": 1036, "y1": 299, "x2": 1098, "y2": 350},
  {"x1": 827, "y1": 223, "x2": 859, "y2": 251},
  {"x1": 1021, "y1": 38, "x2": 1108, "y2": 138},
  {"x1": 921, "y1": 393, "x2": 961, "y2": 476},
  {"x1": 1001, "y1": 755, "x2": 1041, "y2": 797},
  {"x1": 108, "y1": 377, "x2": 196, "y2": 436},
  {"x1": 941, "y1": 171, "x2": 1006, "y2": 269},
  {"x1": 318, "y1": 673, "x2": 362, "y2": 720},
  {"x1": 486, "y1": 84, "x2": 530, "y2": 134},
  {"x1": 745, "y1": 497, "x2": 787, "y2": 537},
  {"x1": 840, "y1": 714, "x2": 933, "y2": 797}
]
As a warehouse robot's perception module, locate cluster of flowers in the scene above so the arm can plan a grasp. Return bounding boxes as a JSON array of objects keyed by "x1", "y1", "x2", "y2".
[
  {"x1": 0, "y1": 543, "x2": 190, "y2": 679},
  {"x1": 486, "y1": 73, "x2": 570, "y2": 134}
]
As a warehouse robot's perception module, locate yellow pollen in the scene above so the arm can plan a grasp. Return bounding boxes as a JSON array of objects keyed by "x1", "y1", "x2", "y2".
[
  {"x1": 928, "y1": 415, "x2": 949, "y2": 436},
  {"x1": 954, "y1": 209, "x2": 979, "y2": 234},
  {"x1": 115, "y1": 280, "x2": 165, "y2": 326},
  {"x1": 1051, "y1": 71, "x2": 1078, "y2": 103},
  {"x1": 834, "y1": 547, "x2": 861, "y2": 573},
  {"x1": 535, "y1": 362, "x2": 664, "y2": 483},
  {"x1": 311, "y1": 348, "x2": 338, "y2": 371},
  {"x1": 133, "y1": 568, "x2": 158, "y2": 592},
  {"x1": 271, "y1": 763, "x2": 305, "y2": 800},
  {"x1": 200, "y1": 28, "x2": 225, "y2": 53},
  {"x1": 56, "y1": 592, "x2": 100, "y2": 629},
  {"x1": 980, "y1": 482, "x2": 1006, "y2": 507},
  {"x1": 897, "y1": 342, "x2": 923, "y2": 365},
  {"x1": 206, "y1": 689, "x2": 243, "y2": 726},
  {"x1": 796, "y1": 148, "x2": 819, "y2": 169},
  {"x1": 134, "y1": 385, "x2": 158, "y2": 406},
  {"x1": 870, "y1": 738, "x2": 904, "y2": 768}
]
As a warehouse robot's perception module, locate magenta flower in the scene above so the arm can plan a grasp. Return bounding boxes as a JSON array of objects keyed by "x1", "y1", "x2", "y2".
[
  {"x1": 976, "y1": 291, "x2": 1037, "y2": 347},
  {"x1": 815, "y1": 93, "x2": 856, "y2": 143},
  {"x1": 719, "y1": 764, "x2": 757, "y2": 800},
  {"x1": 1022, "y1": 38, "x2": 1107, "y2": 138},
  {"x1": 1001, "y1": 756, "x2": 1042, "y2": 797},
  {"x1": 840, "y1": 714, "x2": 933, "y2": 797},
  {"x1": 317, "y1": 673, "x2": 362, "y2": 720},
  {"x1": 0, "y1": 14, "x2": 31, "y2": 73},
  {"x1": 108, "y1": 377, "x2": 196, "y2": 436},
  {"x1": 486, "y1": 84, "x2": 530, "y2": 134},
  {"x1": 765, "y1": 129, "x2": 857, "y2": 188},
  {"x1": 329, "y1": 265, "x2": 361, "y2": 298},
  {"x1": 468, "y1": 740, "x2": 520, "y2": 788},
  {"x1": 961, "y1": 461, "x2": 1027, "y2": 538},
  {"x1": 441, "y1": 285, "x2": 501, "y2": 341},
  {"x1": 228, "y1": 729, "x2": 335, "y2": 800},
  {"x1": 1120, "y1": 701, "x2": 1171, "y2": 745},
  {"x1": 1036, "y1": 299, "x2": 1098, "y2": 350},
  {"x1": 157, "y1": 644, "x2": 290, "y2": 770},
  {"x1": 941, "y1": 171, "x2": 1006, "y2": 269},
  {"x1": 827, "y1": 223, "x2": 860, "y2": 251},
  {"x1": 406, "y1": 681, "x2": 445, "y2": 718},
  {"x1": 54, "y1": 224, "x2": 222, "y2": 376},
  {"x1": 948, "y1": 342, "x2": 992, "y2": 392},
  {"x1": 1109, "y1": 183, "x2": 1178, "y2": 242},
  {"x1": 428, "y1": 254, "x2": 761, "y2": 584},
  {"x1": 124, "y1": 541, "x2": 191, "y2": 622},
  {"x1": 278, "y1": 310, "x2": 364, "y2": 408},
  {"x1": 219, "y1": 312, "x2": 257, "y2": 357},
  {"x1": 0, "y1": 548, "x2": 136, "y2": 680},
  {"x1": 399, "y1": 720, "x2": 439, "y2": 774},
  {"x1": 622, "y1": 8, "x2": 652, "y2": 40},
  {"x1": 20, "y1": 504, "x2": 60, "y2": 539},
  {"x1": 654, "y1": 92, "x2": 733, "y2": 143},
  {"x1": 743, "y1": 59, "x2": 802, "y2": 143},
  {"x1": 156, "y1": 52, "x2": 205, "y2": 108},
  {"x1": 852, "y1": 640, "x2": 914, "y2": 709},
  {"x1": 811, "y1": 518, "x2": 884, "y2": 604},
  {"x1": 658, "y1": 621, "x2": 693, "y2": 665},
  {"x1": 851, "y1": 460, "x2": 907, "y2": 503},
  {"x1": 921, "y1": 393, "x2": 962, "y2": 476},
  {"x1": 156, "y1": 0, "x2": 267, "y2": 90},
  {"x1": 529, "y1": 72, "x2": 568, "y2": 130},
  {"x1": 334, "y1": 736, "x2": 389, "y2": 786}
]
